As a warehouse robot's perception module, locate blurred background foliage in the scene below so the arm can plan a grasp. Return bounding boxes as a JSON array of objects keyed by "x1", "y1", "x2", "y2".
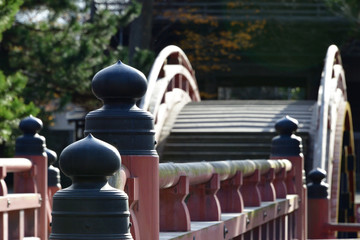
[
  {"x1": 0, "y1": 0, "x2": 155, "y2": 156},
  {"x1": 152, "y1": 0, "x2": 360, "y2": 100}
]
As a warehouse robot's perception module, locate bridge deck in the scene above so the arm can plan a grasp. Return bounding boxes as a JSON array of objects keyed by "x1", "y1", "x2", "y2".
[{"x1": 160, "y1": 100, "x2": 316, "y2": 164}]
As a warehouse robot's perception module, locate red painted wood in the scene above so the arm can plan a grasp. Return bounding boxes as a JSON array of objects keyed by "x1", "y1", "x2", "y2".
[
  {"x1": 259, "y1": 168, "x2": 276, "y2": 201},
  {"x1": 273, "y1": 167, "x2": 287, "y2": 198},
  {"x1": 284, "y1": 167, "x2": 296, "y2": 194},
  {"x1": 0, "y1": 167, "x2": 7, "y2": 196},
  {"x1": 0, "y1": 160, "x2": 41, "y2": 238},
  {"x1": 122, "y1": 155, "x2": 159, "y2": 240},
  {"x1": 328, "y1": 222, "x2": 360, "y2": 232},
  {"x1": 159, "y1": 195, "x2": 299, "y2": 239},
  {"x1": 15, "y1": 154, "x2": 47, "y2": 240},
  {"x1": 272, "y1": 155, "x2": 306, "y2": 240},
  {"x1": 125, "y1": 177, "x2": 140, "y2": 240},
  {"x1": 187, "y1": 173, "x2": 221, "y2": 221},
  {"x1": 307, "y1": 198, "x2": 331, "y2": 238},
  {"x1": 0, "y1": 212, "x2": 8, "y2": 240},
  {"x1": 241, "y1": 169, "x2": 261, "y2": 207},
  {"x1": 24, "y1": 208, "x2": 37, "y2": 238},
  {"x1": 48, "y1": 185, "x2": 60, "y2": 209},
  {"x1": 9, "y1": 211, "x2": 19, "y2": 239},
  {"x1": 0, "y1": 158, "x2": 32, "y2": 172},
  {"x1": 48, "y1": 184, "x2": 60, "y2": 233},
  {"x1": 160, "y1": 175, "x2": 190, "y2": 231},
  {"x1": 217, "y1": 171, "x2": 243, "y2": 213}
]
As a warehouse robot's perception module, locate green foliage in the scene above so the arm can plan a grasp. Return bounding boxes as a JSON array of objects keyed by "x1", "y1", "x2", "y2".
[
  {"x1": 1, "y1": 0, "x2": 153, "y2": 111},
  {"x1": 0, "y1": 0, "x2": 23, "y2": 41},
  {"x1": 324, "y1": 0, "x2": 360, "y2": 23},
  {"x1": 0, "y1": 0, "x2": 41, "y2": 156},
  {"x1": 0, "y1": 0, "x2": 154, "y2": 156},
  {"x1": 132, "y1": 47, "x2": 156, "y2": 75},
  {"x1": 157, "y1": 3, "x2": 266, "y2": 73},
  {"x1": 0, "y1": 71, "x2": 39, "y2": 155}
]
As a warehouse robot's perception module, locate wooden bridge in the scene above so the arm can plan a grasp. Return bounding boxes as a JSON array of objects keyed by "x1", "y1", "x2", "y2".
[{"x1": 1, "y1": 44, "x2": 359, "y2": 239}]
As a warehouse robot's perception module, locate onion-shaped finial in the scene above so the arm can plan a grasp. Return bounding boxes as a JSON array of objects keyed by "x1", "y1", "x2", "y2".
[
  {"x1": 275, "y1": 115, "x2": 298, "y2": 136},
  {"x1": 307, "y1": 168, "x2": 328, "y2": 199},
  {"x1": 92, "y1": 61, "x2": 147, "y2": 105},
  {"x1": 16, "y1": 115, "x2": 45, "y2": 155},
  {"x1": 59, "y1": 134, "x2": 121, "y2": 180},
  {"x1": 19, "y1": 115, "x2": 43, "y2": 135},
  {"x1": 271, "y1": 115, "x2": 302, "y2": 157}
]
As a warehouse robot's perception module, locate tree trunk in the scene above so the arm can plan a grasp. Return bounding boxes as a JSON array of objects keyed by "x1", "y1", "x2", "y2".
[{"x1": 128, "y1": 0, "x2": 154, "y2": 65}]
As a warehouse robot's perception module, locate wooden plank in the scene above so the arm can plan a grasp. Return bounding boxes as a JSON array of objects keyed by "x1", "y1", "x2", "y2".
[
  {"x1": 159, "y1": 195, "x2": 298, "y2": 240},
  {"x1": 0, "y1": 194, "x2": 41, "y2": 212}
]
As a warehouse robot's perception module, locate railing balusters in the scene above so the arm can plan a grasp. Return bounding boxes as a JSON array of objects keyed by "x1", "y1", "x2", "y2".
[
  {"x1": 160, "y1": 175, "x2": 190, "y2": 231},
  {"x1": 242, "y1": 169, "x2": 261, "y2": 207}
]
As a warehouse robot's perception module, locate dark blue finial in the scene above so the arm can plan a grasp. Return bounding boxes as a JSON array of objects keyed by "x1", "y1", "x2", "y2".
[
  {"x1": 85, "y1": 61, "x2": 156, "y2": 156},
  {"x1": 59, "y1": 134, "x2": 121, "y2": 181},
  {"x1": 275, "y1": 115, "x2": 298, "y2": 136},
  {"x1": 46, "y1": 147, "x2": 60, "y2": 187},
  {"x1": 271, "y1": 115, "x2": 302, "y2": 157},
  {"x1": 307, "y1": 168, "x2": 328, "y2": 199},
  {"x1": 91, "y1": 61, "x2": 147, "y2": 105},
  {"x1": 16, "y1": 115, "x2": 46, "y2": 155},
  {"x1": 46, "y1": 148, "x2": 57, "y2": 166},
  {"x1": 51, "y1": 134, "x2": 132, "y2": 239},
  {"x1": 19, "y1": 115, "x2": 43, "y2": 135}
]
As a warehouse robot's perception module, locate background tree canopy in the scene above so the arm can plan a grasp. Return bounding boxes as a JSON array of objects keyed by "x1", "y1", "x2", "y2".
[
  {"x1": 152, "y1": 0, "x2": 359, "y2": 100},
  {"x1": 0, "y1": 0, "x2": 154, "y2": 113},
  {"x1": 0, "y1": 0, "x2": 39, "y2": 156},
  {"x1": 0, "y1": 0, "x2": 156, "y2": 156}
]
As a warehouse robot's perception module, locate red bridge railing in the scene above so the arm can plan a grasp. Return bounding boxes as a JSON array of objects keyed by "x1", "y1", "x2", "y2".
[
  {"x1": 1, "y1": 115, "x2": 62, "y2": 240},
  {"x1": 158, "y1": 159, "x2": 297, "y2": 239},
  {"x1": 4, "y1": 56, "x2": 360, "y2": 239},
  {"x1": 0, "y1": 157, "x2": 42, "y2": 239},
  {"x1": 1, "y1": 116, "x2": 48, "y2": 240},
  {"x1": 48, "y1": 59, "x2": 308, "y2": 240}
]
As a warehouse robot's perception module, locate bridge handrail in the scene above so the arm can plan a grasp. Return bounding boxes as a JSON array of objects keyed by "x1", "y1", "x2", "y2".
[
  {"x1": 139, "y1": 45, "x2": 201, "y2": 144},
  {"x1": 0, "y1": 158, "x2": 32, "y2": 173},
  {"x1": 158, "y1": 157, "x2": 298, "y2": 238},
  {"x1": 140, "y1": 45, "x2": 200, "y2": 110},
  {"x1": 314, "y1": 44, "x2": 347, "y2": 170},
  {"x1": 0, "y1": 157, "x2": 43, "y2": 239},
  {"x1": 159, "y1": 159, "x2": 292, "y2": 189}
]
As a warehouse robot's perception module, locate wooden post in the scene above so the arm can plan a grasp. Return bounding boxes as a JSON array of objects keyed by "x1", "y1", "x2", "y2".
[
  {"x1": 307, "y1": 168, "x2": 332, "y2": 239},
  {"x1": 14, "y1": 115, "x2": 47, "y2": 239},
  {"x1": 85, "y1": 61, "x2": 159, "y2": 240},
  {"x1": 270, "y1": 115, "x2": 307, "y2": 240},
  {"x1": 50, "y1": 134, "x2": 132, "y2": 239}
]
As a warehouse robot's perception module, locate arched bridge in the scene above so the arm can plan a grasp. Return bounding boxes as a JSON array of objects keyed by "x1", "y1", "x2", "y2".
[
  {"x1": 1, "y1": 44, "x2": 358, "y2": 240},
  {"x1": 141, "y1": 44, "x2": 356, "y2": 229}
]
